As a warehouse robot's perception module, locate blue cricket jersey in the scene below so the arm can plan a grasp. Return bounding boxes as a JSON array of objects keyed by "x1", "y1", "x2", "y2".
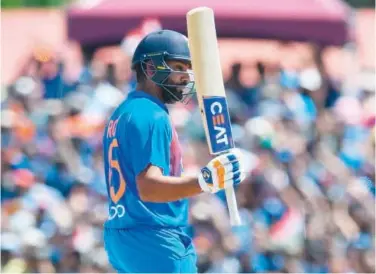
[{"x1": 102, "y1": 90, "x2": 189, "y2": 229}]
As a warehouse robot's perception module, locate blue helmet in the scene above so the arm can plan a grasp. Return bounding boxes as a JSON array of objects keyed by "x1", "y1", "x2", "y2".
[{"x1": 131, "y1": 30, "x2": 195, "y2": 103}]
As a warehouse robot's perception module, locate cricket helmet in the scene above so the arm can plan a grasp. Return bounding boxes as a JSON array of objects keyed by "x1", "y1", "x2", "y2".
[{"x1": 131, "y1": 29, "x2": 195, "y2": 103}]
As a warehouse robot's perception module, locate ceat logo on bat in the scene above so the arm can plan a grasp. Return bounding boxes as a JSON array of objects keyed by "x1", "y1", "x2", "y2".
[{"x1": 203, "y1": 96, "x2": 234, "y2": 154}]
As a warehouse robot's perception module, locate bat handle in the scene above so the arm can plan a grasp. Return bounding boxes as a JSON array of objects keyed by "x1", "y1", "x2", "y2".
[{"x1": 225, "y1": 186, "x2": 241, "y2": 226}]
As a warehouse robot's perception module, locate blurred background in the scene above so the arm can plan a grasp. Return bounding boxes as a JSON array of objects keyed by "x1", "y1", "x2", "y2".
[{"x1": 1, "y1": 0, "x2": 375, "y2": 273}]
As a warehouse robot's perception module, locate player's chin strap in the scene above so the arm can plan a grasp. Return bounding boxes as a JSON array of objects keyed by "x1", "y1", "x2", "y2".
[
  {"x1": 140, "y1": 53, "x2": 196, "y2": 104},
  {"x1": 159, "y1": 79, "x2": 196, "y2": 104}
]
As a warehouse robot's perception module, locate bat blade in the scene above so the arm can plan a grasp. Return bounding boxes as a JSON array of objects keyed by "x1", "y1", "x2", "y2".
[{"x1": 187, "y1": 7, "x2": 241, "y2": 226}]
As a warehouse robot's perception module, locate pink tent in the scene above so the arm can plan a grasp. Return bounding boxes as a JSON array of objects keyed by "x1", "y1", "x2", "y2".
[{"x1": 67, "y1": 0, "x2": 350, "y2": 46}]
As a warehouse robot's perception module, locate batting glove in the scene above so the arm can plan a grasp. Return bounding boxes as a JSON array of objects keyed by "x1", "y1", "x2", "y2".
[{"x1": 198, "y1": 149, "x2": 246, "y2": 193}]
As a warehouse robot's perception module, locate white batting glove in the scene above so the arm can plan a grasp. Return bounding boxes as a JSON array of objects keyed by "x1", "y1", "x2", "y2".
[{"x1": 198, "y1": 149, "x2": 246, "y2": 193}]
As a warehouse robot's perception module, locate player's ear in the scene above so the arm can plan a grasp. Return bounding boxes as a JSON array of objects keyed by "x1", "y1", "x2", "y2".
[{"x1": 145, "y1": 60, "x2": 156, "y2": 78}]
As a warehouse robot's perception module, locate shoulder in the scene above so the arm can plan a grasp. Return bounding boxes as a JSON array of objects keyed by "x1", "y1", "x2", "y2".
[{"x1": 125, "y1": 98, "x2": 171, "y2": 134}]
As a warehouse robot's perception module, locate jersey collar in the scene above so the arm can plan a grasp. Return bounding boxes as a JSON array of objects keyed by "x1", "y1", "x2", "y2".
[{"x1": 128, "y1": 90, "x2": 169, "y2": 113}]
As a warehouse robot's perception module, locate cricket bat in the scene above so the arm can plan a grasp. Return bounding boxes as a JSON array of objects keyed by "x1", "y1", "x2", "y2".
[{"x1": 187, "y1": 7, "x2": 241, "y2": 226}]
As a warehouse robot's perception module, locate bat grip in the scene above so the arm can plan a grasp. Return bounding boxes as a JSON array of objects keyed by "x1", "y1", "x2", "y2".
[{"x1": 225, "y1": 186, "x2": 241, "y2": 226}]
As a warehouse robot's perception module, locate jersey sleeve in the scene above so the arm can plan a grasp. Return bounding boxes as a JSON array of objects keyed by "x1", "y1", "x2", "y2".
[{"x1": 128, "y1": 111, "x2": 172, "y2": 176}]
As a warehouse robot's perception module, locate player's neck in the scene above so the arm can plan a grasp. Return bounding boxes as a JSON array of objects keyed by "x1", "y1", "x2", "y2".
[{"x1": 136, "y1": 82, "x2": 165, "y2": 104}]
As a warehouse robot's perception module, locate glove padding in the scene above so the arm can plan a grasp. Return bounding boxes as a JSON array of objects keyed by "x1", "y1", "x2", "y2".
[{"x1": 198, "y1": 149, "x2": 246, "y2": 193}]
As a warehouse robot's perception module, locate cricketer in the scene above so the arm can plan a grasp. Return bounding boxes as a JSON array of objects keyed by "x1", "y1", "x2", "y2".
[{"x1": 102, "y1": 29, "x2": 246, "y2": 273}]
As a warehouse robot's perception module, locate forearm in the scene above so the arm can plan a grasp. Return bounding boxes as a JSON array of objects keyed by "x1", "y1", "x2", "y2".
[{"x1": 137, "y1": 174, "x2": 203, "y2": 202}]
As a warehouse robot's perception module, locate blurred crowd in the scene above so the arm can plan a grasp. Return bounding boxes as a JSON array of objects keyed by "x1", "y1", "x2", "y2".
[{"x1": 1, "y1": 40, "x2": 375, "y2": 273}]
